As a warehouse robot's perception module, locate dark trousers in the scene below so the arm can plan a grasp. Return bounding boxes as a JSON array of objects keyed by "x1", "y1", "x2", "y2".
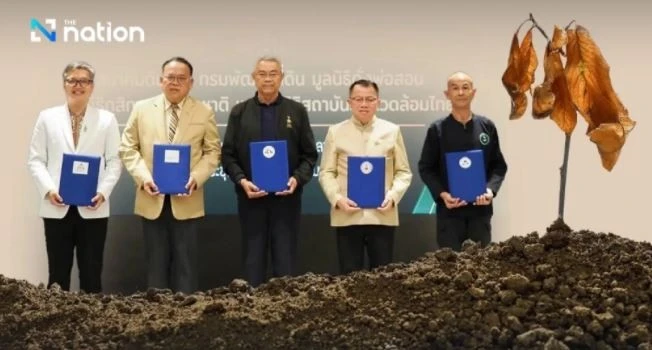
[
  {"x1": 335, "y1": 225, "x2": 395, "y2": 275},
  {"x1": 237, "y1": 194, "x2": 301, "y2": 287},
  {"x1": 436, "y1": 215, "x2": 492, "y2": 251},
  {"x1": 43, "y1": 207, "x2": 108, "y2": 293},
  {"x1": 142, "y1": 196, "x2": 198, "y2": 294}
]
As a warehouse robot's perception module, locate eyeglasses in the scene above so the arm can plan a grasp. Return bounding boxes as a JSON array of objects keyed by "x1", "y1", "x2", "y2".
[
  {"x1": 163, "y1": 75, "x2": 190, "y2": 84},
  {"x1": 350, "y1": 96, "x2": 378, "y2": 104},
  {"x1": 64, "y1": 79, "x2": 93, "y2": 87},
  {"x1": 254, "y1": 71, "x2": 281, "y2": 79}
]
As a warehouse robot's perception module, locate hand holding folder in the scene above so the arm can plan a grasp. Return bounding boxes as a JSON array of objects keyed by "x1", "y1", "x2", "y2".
[
  {"x1": 239, "y1": 179, "x2": 268, "y2": 199},
  {"x1": 59, "y1": 153, "x2": 101, "y2": 206},
  {"x1": 153, "y1": 144, "x2": 191, "y2": 195},
  {"x1": 275, "y1": 176, "x2": 298, "y2": 196},
  {"x1": 87, "y1": 192, "x2": 106, "y2": 210},
  {"x1": 335, "y1": 197, "x2": 361, "y2": 212},
  {"x1": 142, "y1": 180, "x2": 160, "y2": 196},
  {"x1": 347, "y1": 156, "x2": 385, "y2": 209},
  {"x1": 46, "y1": 190, "x2": 65, "y2": 207}
]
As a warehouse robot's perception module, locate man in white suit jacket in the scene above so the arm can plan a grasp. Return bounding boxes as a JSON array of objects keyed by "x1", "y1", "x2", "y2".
[{"x1": 27, "y1": 61, "x2": 121, "y2": 293}]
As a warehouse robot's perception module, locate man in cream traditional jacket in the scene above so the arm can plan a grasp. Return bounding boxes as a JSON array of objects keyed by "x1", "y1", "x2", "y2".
[
  {"x1": 28, "y1": 61, "x2": 122, "y2": 293},
  {"x1": 119, "y1": 57, "x2": 220, "y2": 293},
  {"x1": 319, "y1": 79, "x2": 412, "y2": 274}
]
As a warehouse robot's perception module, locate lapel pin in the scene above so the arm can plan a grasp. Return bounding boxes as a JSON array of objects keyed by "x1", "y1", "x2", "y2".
[{"x1": 286, "y1": 116, "x2": 292, "y2": 128}]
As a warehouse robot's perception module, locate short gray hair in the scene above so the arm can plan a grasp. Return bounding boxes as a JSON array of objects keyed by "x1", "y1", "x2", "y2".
[
  {"x1": 62, "y1": 61, "x2": 96, "y2": 81},
  {"x1": 253, "y1": 56, "x2": 283, "y2": 73}
]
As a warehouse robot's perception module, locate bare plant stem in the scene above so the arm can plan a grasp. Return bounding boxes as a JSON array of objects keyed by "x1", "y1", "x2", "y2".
[
  {"x1": 516, "y1": 18, "x2": 532, "y2": 33},
  {"x1": 514, "y1": 14, "x2": 571, "y2": 224},
  {"x1": 528, "y1": 13, "x2": 549, "y2": 40},
  {"x1": 558, "y1": 133, "x2": 571, "y2": 220},
  {"x1": 564, "y1": 20, "x2": 576, "y2": 31}
]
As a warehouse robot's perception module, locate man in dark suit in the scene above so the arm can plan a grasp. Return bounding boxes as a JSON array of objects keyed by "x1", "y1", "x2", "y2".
[{"x1": 222, "y1": 56, "x2": 318, "y2": 287}]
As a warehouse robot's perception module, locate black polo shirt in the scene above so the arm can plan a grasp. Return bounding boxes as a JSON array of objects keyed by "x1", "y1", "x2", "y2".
[{"x1": 418, "y1": 114, "x2": 508, "y2": 218}]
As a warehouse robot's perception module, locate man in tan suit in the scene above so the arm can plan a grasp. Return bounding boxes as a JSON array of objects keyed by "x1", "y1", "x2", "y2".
[
  {"x1": 119, "y1": 57, "x2": 220, "y2": 293},
  {"x1": 319, "y1": 79, "x2": 412, "y2": 274}
]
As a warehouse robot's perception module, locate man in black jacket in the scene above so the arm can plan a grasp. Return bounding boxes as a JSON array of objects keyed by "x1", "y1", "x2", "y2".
[
  {"x1": 418, "y1": 72, "x2": 507, "y2": 251},
  {"x1": 222, "y1": 56, "x2": 318, "y2": 287}
]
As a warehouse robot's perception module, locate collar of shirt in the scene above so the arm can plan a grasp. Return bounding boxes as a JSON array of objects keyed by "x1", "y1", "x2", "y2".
[
  {"x1": 350, "y1": 114, "x2": 377, "y2": 130},
  {"x1": 254, "y1": 91, "x2": 283, "y2": 106},
  {"x1": 448, "y1": 112, "x2": 475, "y2": 126},
  {"x1": 164, "y1": 97, "x2": 187, "y2": 112},
  {"x1": 66, "y1": 104, "x2": 87, "y2": 118}
]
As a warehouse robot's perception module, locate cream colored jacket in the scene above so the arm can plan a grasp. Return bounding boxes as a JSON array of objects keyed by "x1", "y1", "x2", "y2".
[
  {"x1": 319, "y1": 116, "x2": 412, "y2": 227},
  {"x1": 119, "y1": 94, "x2": 221, "y2": 220}
]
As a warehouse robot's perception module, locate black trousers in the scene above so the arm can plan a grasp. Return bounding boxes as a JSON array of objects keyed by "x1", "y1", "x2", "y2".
[
  {"x1": 335, "y1": 225, "x2": 395, "y2": 275},
  {"x1": 436, "y1": 215, "x2": 492, "y2": 251},
  {"x1": 237, "y1": 194, "x2": 301, "y2": 287},
  {"x1": 43, "y1": 207, "x2": 108, "y2": 293},
  {"x1": 142, "y1": 196, "x2": 198, "y2": 294}
]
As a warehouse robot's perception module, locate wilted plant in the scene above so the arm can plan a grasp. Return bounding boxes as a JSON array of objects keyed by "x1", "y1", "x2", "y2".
[{"x1": 502, "y1": 13, "x2": 636, "y2": 226}]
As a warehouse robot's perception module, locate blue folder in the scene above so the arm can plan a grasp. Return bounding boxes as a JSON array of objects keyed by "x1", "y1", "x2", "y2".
[
  {"x1": 445, "y1": 149, "x2": 487, "y2": 203},
  {"x1": 153, "y1": 144, "x2": 191, "y2": 195},
  {"x1": 250, "y1": 140, "x2": 289, "y2": 192},
  {"x1": 347, "y1": 156, "x2": 385, "y2": 209},
  {"x1": 59, "y1": 153, "x2": 101, "y2": 206}
]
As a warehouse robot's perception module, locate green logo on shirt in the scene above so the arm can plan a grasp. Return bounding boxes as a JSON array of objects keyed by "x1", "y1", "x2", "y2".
[{"x1": 479, "y1": 132, "x2": 490, "y2": 145}]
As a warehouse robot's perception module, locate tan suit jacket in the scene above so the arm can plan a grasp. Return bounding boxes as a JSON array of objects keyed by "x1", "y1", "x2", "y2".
[
  {"x1": 119, "y1": 94, "x2": 220, "y2": 220},
  {"x1": 319, "y1": 116, "x2": 412, "y2": 227}
]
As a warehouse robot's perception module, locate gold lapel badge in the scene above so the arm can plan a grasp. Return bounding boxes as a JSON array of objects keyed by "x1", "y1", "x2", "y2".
[{"x1": 286, "y1": 115, "x2": 292, "y2": 128}]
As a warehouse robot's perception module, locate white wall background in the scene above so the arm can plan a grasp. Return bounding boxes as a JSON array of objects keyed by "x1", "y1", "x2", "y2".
[{"x1": 1, "y1": 0, "x2": 649, "y2": 286}]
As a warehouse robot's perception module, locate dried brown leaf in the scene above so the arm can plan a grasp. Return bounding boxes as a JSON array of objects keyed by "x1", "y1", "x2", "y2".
[
  {"x1": 510, "y1": 93, "x2": 528, "y2": 119},
  {"x1": 548, "y1": 28, "x2": 577, "y2": 134},
  {"x1": 589, "y1": 123, "x2": 625, "y2": 153},
  {"x1": 549, "y1": 71, "x2": 577, "y2": 135},
  {"x1": 532, "y1": 82, "x2": 554, "y2": 119},
  {"x1": 518, "y1": 29, "x2": 538, "y2": 93},
  {"x1": 549, "y1": 25, "x2": 567, "y2": 53},
  {"x1": 531, "y1": 26, "x2": 577, "y2": 133},
  {"x1": 503, "y1": 27, "x2": 539, "y2": 119},
  {"x1": 588, "y1": 123, "x2": 625, "y2": 171},
  {"x1": 565, "y1": 25, "x2": 636, "y2": 170},
  {"x1": 502, "y1": 33, "x2": 521, "y2": 97}
]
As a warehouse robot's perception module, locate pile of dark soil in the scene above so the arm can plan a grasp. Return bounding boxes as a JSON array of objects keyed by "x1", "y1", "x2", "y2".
[{"x1": 1, "y1": 223, "x2": 651, "y2": 349}]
